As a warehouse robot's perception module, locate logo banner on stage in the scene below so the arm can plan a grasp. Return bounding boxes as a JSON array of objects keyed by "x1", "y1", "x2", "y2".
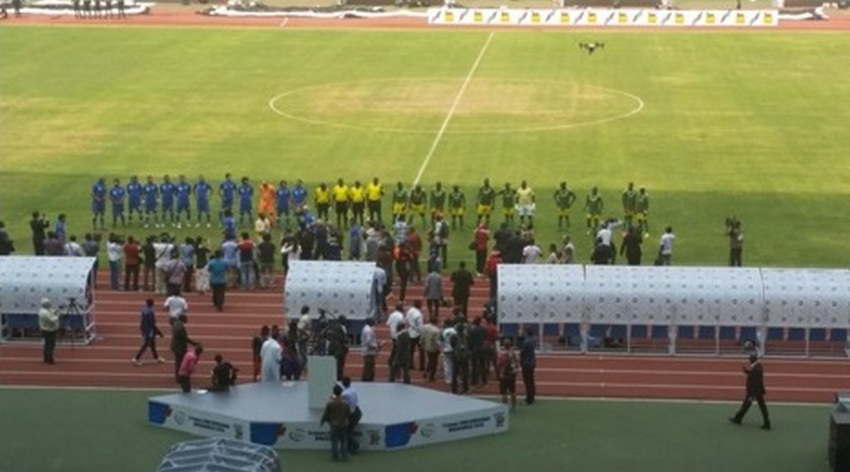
[{"x1": 428, "y1": 7, "x2": 778, "y2": 27}]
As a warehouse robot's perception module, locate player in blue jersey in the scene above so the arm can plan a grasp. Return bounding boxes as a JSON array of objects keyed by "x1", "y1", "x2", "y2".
[
  {"x1": 218, "y1": 173, "x2": 237, "y2": 226},
  {"x1": 222, "y1": 209, "x2": 237, "y2": 241},
  {"x1": 291, "y1": 179, "x2": 308, "y2": 220},
  {"x1": 160, "y1": 175, "x2": 176, "y2": 227},
  {"x1": 238, "y1": 177, "x2": 254, "y2": 227},
  {"x1": 91, "y1": 177, "x2": 107, "y2": 231},
  {"x1": 275, "y1": 180, "x2": 292, "y2": 231},
  {"x1": 126, "y1": 175, "x2": 143, "y2": 226},
  {"x1": 110, "y1": 178, "x2": 126, "y2": 228},
  {"x1": 175, "y1": 174, "x2": 193, "y2": 229},
  {"x1": 142, "y1": 175, "x2": 159, "y2": 228},
  {"x1": 194, "y1": 174, "x2": 213, "y2": 228}
]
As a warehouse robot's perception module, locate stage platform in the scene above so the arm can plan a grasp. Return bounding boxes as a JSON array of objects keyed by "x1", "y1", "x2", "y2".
[{"x1": 149, "y1": 382, "x2": 509, "y2": 451}]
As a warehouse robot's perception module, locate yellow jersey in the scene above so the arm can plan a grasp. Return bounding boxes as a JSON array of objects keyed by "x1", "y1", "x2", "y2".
[
  {"x1": 333, "y1": 185, "x2": 349, "y2": 202},
  {"x1": 366, "y1": 182, "x2": 383, "y2": 201},
  {"x1": 315, "y1": 187, "x2": 331, "y2": 204},
  {"x1": 349, "y1": 186, "x2": 365, "y2": 203}
]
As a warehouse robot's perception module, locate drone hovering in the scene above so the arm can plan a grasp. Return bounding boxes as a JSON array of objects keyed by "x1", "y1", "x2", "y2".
[{"x1": 578, "y1": 41, "x2": 605, "y2": 55}]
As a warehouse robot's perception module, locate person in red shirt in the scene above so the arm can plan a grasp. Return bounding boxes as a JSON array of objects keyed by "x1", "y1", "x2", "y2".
[
  {"x1": 123, "y1": 236, "x2": 142, "y2": 291},
  {"x1": 473, "y1": 223, "x2": 490, "y2": 276},
  {"x1": 497, "y1": 338, "x2": 518, "y2": 409},
  {"x1": 482, "y1": 316, "x2": 499, "y2": 383},
  {"x1": 406, "y1": 226, "x2": 423, "y2": 284},
  {"x1": 237, "y1": 232, "x2": 255, "y2": 291},
  {"x1": 484, "y1": 248, "x2": 502, "y2": 300},
  {"x1": 177, "y1": 345, "x2": 204, "y2": 393}
]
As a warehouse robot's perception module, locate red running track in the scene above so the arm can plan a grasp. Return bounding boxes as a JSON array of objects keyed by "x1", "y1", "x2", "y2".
[{"x1": 2, "y1": 275, "x2": 848, "y2": 403}]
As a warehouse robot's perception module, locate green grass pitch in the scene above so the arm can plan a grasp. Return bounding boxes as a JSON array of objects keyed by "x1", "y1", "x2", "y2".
[
  {"x1": 0, "y1": 388, "x2": 836, "y2": 472},
  {"x1": 1, "y1": 26, "x2": 850, "y2": 267}
]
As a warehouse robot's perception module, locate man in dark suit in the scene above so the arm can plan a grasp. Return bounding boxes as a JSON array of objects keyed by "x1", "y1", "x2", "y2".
[
  {"x1": 450, "y1": 261, "x2": 474, "y2": 318},
  {"x1": 729, "y1": 354, "x2": 771, "y2": 430}
]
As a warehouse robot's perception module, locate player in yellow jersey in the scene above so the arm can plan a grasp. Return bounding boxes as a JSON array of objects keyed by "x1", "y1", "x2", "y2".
[
  {"x1": 349, "y1": 180, "x2": 366, "y2": 227},
  {"x1": 366, "y1": 177, "x2": 384, "y2": 224},
  {"x1": 314, "y1": 182, "x2": 331, "y2": 221},
  {"x1": 409, "y1": 184, "x2": 428, "y2": 227},
  {"x1": 332, "y1": 178, "x2": 350, "y2": 229},
  {"x1": 515, "y1": 180, "x2": 535, "y2": 227},
  {"x1": 392, "y1": 182, "x2": 409, "y2": 222}
]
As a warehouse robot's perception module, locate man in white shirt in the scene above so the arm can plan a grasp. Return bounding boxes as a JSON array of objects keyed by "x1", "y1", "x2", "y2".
[
  {"x1": 260, "y1": 334, "x2": 282, "y2": 382},
  {"x1": 360, "y1": 319, "x2": 379, "y2": 381},
  {"x1": 441, "y1": 319, "x2": 457, "y2": 385},
  {"x1": 406, "y1": 300, "x2": 425, "y2": 371},
  {"x1": 163, "y1": 294, "x2": 188, "y2": 320},
  {"x1": 522, "y1": 241, "x2": 542, "y2": 264},
  {"x1": 386, "y1": 303, "x2": 405, "y2": 367},
  {"x1": 64, "y1": 235, "x2": 83, "y2": 257},
  {"x1": 659, "y1": 226, "x2": 675, "y2": 265}
]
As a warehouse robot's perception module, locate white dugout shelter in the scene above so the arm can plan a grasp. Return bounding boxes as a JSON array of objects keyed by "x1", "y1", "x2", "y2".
[
  {"x1": 497, "y1": 264, "x2": 850, "y2": 356},
  {"x1": 0, "y1": 256, "x2": 97, "y2": 344},
  {"x1": 283, "y1": 260, "x2": 375, "y2": 320}
]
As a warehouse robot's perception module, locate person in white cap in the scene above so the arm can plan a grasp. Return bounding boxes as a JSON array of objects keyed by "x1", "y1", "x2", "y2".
[{"x1": 38, "y1": 298, "x2": 60, "y2": 364}]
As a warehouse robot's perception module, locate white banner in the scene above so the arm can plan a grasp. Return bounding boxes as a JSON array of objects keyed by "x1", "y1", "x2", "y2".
[{"x1": 428, "y1": 7, "x2": 779, "y2": 27}]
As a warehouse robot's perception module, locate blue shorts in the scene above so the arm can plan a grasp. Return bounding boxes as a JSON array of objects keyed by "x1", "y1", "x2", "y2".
[
  {"x1": 92, "y1": 203, "x2": 105, "y2": 214},
  {"x1": 197, "y1": 200, "x2": 210, "y2": 213}
]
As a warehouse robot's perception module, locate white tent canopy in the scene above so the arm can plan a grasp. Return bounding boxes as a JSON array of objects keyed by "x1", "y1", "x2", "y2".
[{"x1": 0, "y1": 256, "x2": 96, "y2": 343}]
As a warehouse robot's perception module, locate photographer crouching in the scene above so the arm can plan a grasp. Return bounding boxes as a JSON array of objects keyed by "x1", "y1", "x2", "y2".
[{"x1": 38, "y1": 298, "x2": 60, "y2": 364}]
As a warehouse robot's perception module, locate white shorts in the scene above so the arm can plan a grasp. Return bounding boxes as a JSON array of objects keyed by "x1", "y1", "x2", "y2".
[{"x1": 516, "y1": 203, "x2": 536, "y2": 217}]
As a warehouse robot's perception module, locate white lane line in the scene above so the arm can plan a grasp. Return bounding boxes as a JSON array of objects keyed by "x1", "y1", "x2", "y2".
[{"x1": 412, "y1": 30, "x2": 494, "y2": 187}]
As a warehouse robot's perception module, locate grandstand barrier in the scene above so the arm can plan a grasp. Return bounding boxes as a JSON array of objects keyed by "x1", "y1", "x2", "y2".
[
  {"x1": 497, "y1": 265, "x2": 850, "y2": 357},
  {"x1": 427, "y1": 7, "x2": 780, "y2": 27},
  {"x1": 0, "y1": 256, "x2": 97, "y2": 345}
]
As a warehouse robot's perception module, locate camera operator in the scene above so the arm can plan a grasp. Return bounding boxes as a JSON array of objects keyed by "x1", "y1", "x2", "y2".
[
  {"x1": 726, "y1": 217, "x2": 744, "y2": 267},
  {"x1": 38, "y1": 298, "x2": 60, "y2": 364},
  {"x1": 30, "y1": 211, "x2": 49, "y2": 256}
]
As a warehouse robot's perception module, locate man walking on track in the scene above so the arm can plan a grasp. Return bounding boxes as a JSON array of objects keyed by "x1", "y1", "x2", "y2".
[{"x1": 729, "y1": 354, "x2": 771, "y2": 430}]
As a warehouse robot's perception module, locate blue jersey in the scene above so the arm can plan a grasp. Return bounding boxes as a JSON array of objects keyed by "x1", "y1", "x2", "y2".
[
  {"x1": 292, "y1": 186, "x2": 308, "y2": 207},
  {"x1": 110, "y1": 186, "x2": 125, "y2": 208},
  {"x1": 176, "y1": 182, "x2": 192, "y2": 209},
  {"x1": 92, "y1": 181, "x2": 107, "y2": 211},
  {"x1": 160, "y1": 182, "x2": 175, "y2": 208},
  {"x1": 220, "y1": 180, "x2": 237, "y2": 207},
  {"x1": 238, "y1": 184, "x2": 253, "y2": 210},
  {"x1": 127, "y1": 182, "x2": 142, "y2": 208},
  {"x1": 275, "y1": 186, "x2": 291, "y2": 213},
  {"x1": 195, "y1": 182, "x2": 212, "y2": 211},
  {"x1": 223, "y1": 216, "x2": 236, "y2": 240},
  {"x1": 143, "y1": 183, "x2": 158, "y2": 211}
]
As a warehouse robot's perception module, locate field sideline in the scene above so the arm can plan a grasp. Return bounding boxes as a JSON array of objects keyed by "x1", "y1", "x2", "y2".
[{"x1": 1, "y1": 16, "x2": 850, "y2": 270}]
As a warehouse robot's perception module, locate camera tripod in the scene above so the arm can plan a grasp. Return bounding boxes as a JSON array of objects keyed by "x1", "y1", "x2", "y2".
[{"x1": 62, "y1": 297, "x2": 84, "y2": 349}]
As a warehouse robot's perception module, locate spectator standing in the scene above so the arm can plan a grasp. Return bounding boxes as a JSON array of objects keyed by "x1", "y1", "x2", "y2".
[
  {"x1": 237, "y1": 232, "x2": 255, "y2": 290},
  {"x1": 207, "y1": 250, "x2": 228, "y2": 311},
  {"x1": 520, "y1": 328, "x2": 537, "y2": 405},
  {"x1": 340, "y1": 377, "x2": 362, "y2": 454},
  {"x1": 170, "y1": 314, "x2": 198, "y2": 381},
  {"x1": 390, "y1": 322, "x2": 411, "y2": 384},
  {"x1": 424, "y1": 264, "x2": 443, "y2": 320},
  {"x1": 260, "y1": 330, "x2": 282, "y2": 382},
  {"x1": 251, "y1": 325, "x2": 269, "y2": 382},
  {"x1": 123, "y1": 236, "x2": 141, "y2": 291},
  {"x1": 473, "y1": 223, "x2": 490, "y2": 276},
  {"x1": 320, "y1": 385, "x2": 350, "y2": 462},
  {"x1": 441, "y1": 319, "x2": 457, "y2": 386},
  {"x1": 194, "y1": 237, "x2": 211, "y2": 295},
  {"x1": 141, "y1": 236, "x2": 157, "y2": 292},
  {"x1": 406, "y1": 300, "x2": 425, "y2": 371},
  {"x1": 30, "y1": 211, "x2": 49, "y2": 256},
  {"x1": 257, "y1": 233, "x2": 276, "y2": 289},
  {"x1": 107, "y1": 234, "x2": 123, "y2": 290},
  {"x1": 180, "y1": 238, "x2": 196, "y2": 294},
  {"x1": 360, "y1": 318, "x2": 379, "y2": 382},
  {"x1": 497, "y1": 338, "x2": 519, "y2": 409},
  {"x1": 421, "y1": 316, "x2": 442, "y2": 382},
  {"x1": 659, "y1": 226, "x2": 675, "y2": 265},
  {"x1": 0, "y1": 221, "x2": 14, "y2": 255},
  {"x1": 177, "y1": 345, "x2": 204, "y2": 393},
  {"x1": 450, "y1": 261, "x2": 474, "y2": 318},
  {"x1": 38, "y1": 298, "x2": 60, "y2": 365},
  {"x1": 163, "y1": 293, "x2": 188, "y2": 320},
  {"x1": 132, "y1": 298, "x2": 165, "y2": 365},
  {"x1": 620, "y1": 226, "x2": 643, "y2": 266},
  {"x1": 64, "y1": 235, "x2": 83, "y2": 257},
  {"x1": 83, "y1": 233, "x2": 101, "y2": 288}
]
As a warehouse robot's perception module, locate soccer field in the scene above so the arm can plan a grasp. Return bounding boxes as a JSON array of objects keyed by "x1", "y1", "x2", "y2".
[
  {"x1": 1, "y1": 26, "x2": 849, "y2": 266},
  {"x1": 0, "y1": 388, "x2": 835, "y2": 472}
]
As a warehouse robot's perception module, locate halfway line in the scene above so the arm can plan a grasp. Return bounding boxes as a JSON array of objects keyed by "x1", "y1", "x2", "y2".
[{"x1": 412, "y1": 31, "x2": 494, "y2": 187}]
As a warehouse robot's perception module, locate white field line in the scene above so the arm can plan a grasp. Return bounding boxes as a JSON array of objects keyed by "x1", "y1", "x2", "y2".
[{"x1": 412, "y1": 30, "x2": 494, "y2": 187}]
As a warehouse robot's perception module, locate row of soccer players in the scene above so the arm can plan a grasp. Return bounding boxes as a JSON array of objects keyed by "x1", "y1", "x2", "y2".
[{"x1": 89, "y1": 175, "x2": 650, "y2": 234}]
